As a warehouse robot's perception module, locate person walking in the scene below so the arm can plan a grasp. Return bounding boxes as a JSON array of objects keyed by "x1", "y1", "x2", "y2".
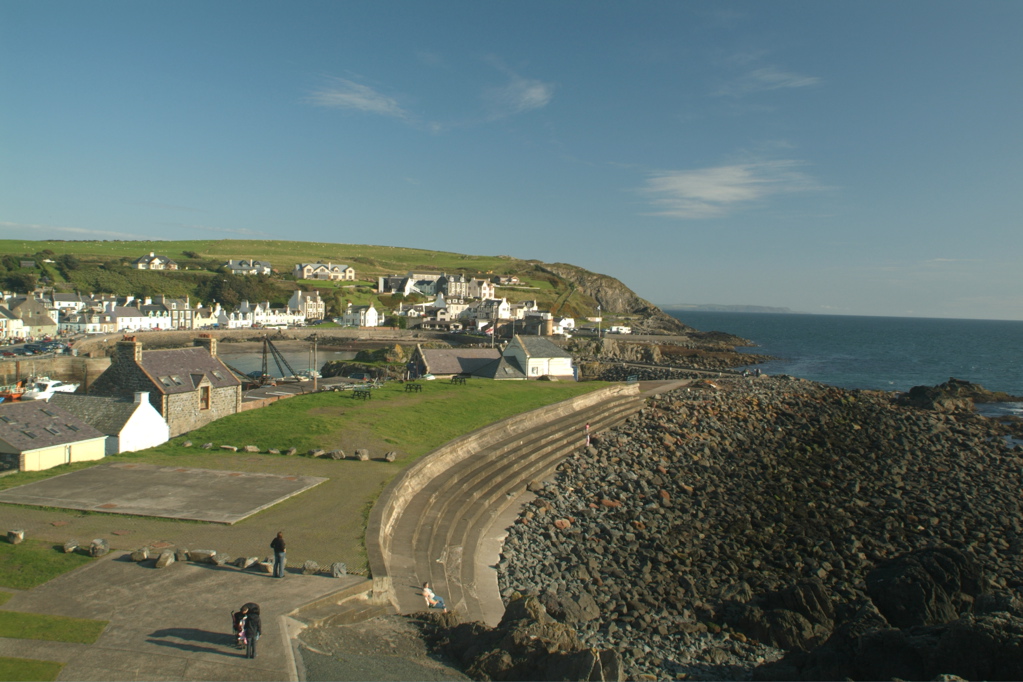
[
  {"x1": 270, "y1": 531, "x2": 286, "y2": 579},
  {"x1": 240, "y1": 603, "x2": 261, "y2": 659},
  {"x1": 584, "y1": 422, "x2": 591, "y2": 446}
]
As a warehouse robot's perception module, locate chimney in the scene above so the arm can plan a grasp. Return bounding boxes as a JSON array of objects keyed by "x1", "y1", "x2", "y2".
[
  {"x1": 133, "y1": 391, "x2": 149, "y2": 404},
  {"x1": 116, "y1": 336, "x2": 143, "y2": 364},
  {"x1": 195, "y1": 333, "x2": 217, "y2": 357}
]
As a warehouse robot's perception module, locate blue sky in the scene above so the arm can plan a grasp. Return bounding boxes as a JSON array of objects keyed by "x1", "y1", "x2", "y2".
[{"x1": 2, "y1": 1, "x2": 1021, "y2": 320}]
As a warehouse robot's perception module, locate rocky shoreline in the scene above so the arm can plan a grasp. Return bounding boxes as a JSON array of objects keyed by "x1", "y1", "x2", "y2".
[{"x1": 496, "y1": 375, "x2": 1023, "y2": 680}]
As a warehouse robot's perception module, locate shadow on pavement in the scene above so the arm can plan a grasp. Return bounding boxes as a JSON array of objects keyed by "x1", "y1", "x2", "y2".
[{"x1": 147, "y1": 628, "x2": 239, "y2": 657}]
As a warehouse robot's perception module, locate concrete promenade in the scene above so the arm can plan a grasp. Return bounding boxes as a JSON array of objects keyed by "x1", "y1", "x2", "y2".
[{"x1": 0, "y1": 552, "x2": 362, "y2": 681}]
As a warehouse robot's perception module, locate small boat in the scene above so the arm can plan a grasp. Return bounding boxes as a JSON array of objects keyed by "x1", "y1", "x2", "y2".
[
  {"x1": 22, "y1": 377, "x2": 81, "y2": 401},
  {"x1": 0, "y1": 381, "x2": 25, "y2": 402}
]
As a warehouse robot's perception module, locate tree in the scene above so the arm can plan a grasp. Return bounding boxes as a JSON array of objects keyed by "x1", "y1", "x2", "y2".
[{"x1": 4, "y1": 273, "x2": 37, "y2": 293}]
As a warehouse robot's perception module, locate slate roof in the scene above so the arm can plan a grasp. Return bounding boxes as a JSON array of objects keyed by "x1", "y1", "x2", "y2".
[
  {"x1": 417, "y1": 348, "x2": 502, "y2": 376},
  {"x1": 137, "y1": 347, "x2": 241, "y2": 395},
  {"x1": 512, "y1": 335, "x2": 574, "y2": 359},
  {"x1": 473, "y1": 356, "x2": 527, "y2": 380},
  {"x1": 0, "y1": 401, "x2": 105, "y2": 452},
  {"x1": 48, "y1": 394, "x2": 146, "y2": 436}
]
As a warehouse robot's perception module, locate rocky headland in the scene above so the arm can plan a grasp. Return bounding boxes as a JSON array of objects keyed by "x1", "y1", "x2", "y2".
[{"x1": 494, "y1": 375, "x2": 1023, "y2": 680}]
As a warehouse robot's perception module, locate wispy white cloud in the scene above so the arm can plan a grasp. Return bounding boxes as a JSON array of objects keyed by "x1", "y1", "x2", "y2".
[
  {"x1": 715, "y1": 66, "x2": 820, "y2": 97},
  {"x1": 306, "y1": 77, "x2": 409, "y2": 118},
  {"x1": 0, "y1": 221, "x2": 149, "y2": 240},
  {"x1": 483, "y1": 63, "x2": 555, "y2": 119},
  {"x1": 639, "y1": 160, "x2": 819, "y2": 219}
]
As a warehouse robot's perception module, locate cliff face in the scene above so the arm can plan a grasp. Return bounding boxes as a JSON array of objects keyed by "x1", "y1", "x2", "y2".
[{"x1": 536, "y1": 262, "x2": 687, "y2": 333}]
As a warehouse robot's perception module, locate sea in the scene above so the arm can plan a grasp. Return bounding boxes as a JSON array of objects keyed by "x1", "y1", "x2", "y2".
[{"x1": 665, "y1": 311, "x2": 1023, "y2": 419}]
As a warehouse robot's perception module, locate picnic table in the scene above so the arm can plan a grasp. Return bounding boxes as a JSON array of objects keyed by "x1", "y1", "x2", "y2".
[
  {"x1": 405, "y1": 383, "x2": 422, "y2": 393},
  {"x1": 450, "y1": 376, "x2": 467, "y2": 385},
  {"x1": 352, "y1": 387, "x2": 372, "y2": 400}
]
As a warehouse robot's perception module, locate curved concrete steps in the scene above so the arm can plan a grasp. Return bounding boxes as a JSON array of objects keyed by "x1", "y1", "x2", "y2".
[{"x1": 390, "y1": 391, "x2": 646, "y2": 621}]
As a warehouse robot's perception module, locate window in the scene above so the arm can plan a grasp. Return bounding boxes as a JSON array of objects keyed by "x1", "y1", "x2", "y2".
[
  {"x1": 199, "y1": 386, "x2": 211, "y2": 410},
  {"x1": 159, "y1": 376, "x2": 173, "y2": 387},
  {"x1": 171, "y1": 375, "x2": 184, "y2": 386}
]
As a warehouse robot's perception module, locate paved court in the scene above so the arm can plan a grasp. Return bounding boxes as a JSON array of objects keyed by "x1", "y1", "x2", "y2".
[
  {"x1": 0, "y1": 552, "x2": 361, "y2": 682},
  {"x1": 0, "y1": 462, "x2": 327, "y2": 524}
]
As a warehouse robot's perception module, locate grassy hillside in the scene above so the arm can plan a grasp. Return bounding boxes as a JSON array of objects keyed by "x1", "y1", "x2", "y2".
[{"x1": 0, "y1": 239, "x2": 610, "y2": 318}]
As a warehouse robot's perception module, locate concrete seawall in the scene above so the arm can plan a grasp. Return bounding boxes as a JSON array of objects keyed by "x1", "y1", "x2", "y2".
[{"x1": 365, "y1": 383, "x2": 640, "y2": 605}]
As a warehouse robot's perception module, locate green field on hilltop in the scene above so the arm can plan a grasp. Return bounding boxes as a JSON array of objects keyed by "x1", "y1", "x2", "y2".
[
  {"x1": 0, "y1": 238, "x2": 601, "y2": 317},
  {"x1": 0, "y1": 239, "x2": 531, "y2": 277}
]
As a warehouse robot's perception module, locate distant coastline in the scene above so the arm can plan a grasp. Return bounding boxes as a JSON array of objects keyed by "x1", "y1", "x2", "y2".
[{"x1": 659, "y1": 303, "x2": 795, "y2": 314}]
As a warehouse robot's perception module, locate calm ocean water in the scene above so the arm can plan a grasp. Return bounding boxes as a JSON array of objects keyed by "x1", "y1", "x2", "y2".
[{"x1": 666, "y1": 311, "x2": 1023, "y2": 413}]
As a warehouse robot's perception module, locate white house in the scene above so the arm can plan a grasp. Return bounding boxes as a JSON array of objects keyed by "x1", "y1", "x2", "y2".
[
  {"x1": 132, "y1": 252, "x2": 178, "y2": 270},
  {"x1": 288, "y1": 290, "x2": 326, "y2": 320},
  {"x1": 467, "y1": 278, "x2": 496, "y2": 300},
  {"x1": 294, "y1": 263, "x2": 355, "y2": 281},
  {"x1": 225, "y1": 259, "x2": 273, "y2": 276},
  {"x1": 342, "y1": 302, "x2": 380, "y2": 328},
  {"x1": 472, "y1": 298, "x2": 511, "y2": 323},
  {"x1": 50, "y1": 392, "x2": 170, "y2": 455},
  {"x1": 0, "y1": 306, "x2": 26, "y2": 341},
  {"x1": 553, "y1": 317, "x2": 576, "y2": 335},
  {"x1": 503, "y1": 335, "x2": 575, "y2": 380}
]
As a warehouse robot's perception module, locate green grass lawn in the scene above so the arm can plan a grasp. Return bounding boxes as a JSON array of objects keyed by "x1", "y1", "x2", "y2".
[
  {"x1": 0, "y1": 657, "x2": 64, "y2": 682},
  {"x1": 0, "y1": 539, "x2": 94, "y2": 590},
  {"x1": 0, "y1": 611, "x2": 107, "y2": 644},
  {"x1": 139, "y1": 379, "x2": 605, "y2": 459}
]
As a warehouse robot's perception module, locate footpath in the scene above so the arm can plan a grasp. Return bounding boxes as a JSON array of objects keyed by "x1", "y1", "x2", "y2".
[{"x1": 0, "y1": 552, "x2": 361, "y2": 681}]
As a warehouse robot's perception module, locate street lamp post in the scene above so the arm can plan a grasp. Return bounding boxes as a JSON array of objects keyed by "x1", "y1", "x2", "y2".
[{"x1": 597, "y1": 304, "x2": 601, "y2": 339}]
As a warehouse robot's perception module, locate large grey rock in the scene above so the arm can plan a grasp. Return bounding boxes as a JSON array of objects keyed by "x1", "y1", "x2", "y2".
[
  {"x1": 257, "y1": 560, "x2": 274, "y2": 574},
  {"x1": 285, "y1": 447, "x2": 297, "y2": 456},
  {"x1": 7, "y1": 530, "x2": 24, "y2": 545},
  {"x1": 303, "y1": 560, "x2": 320, "y2": 575},
  {"x1": 63, "y1": 540, "x2": 79, "y2": 554},
  {"x1": 212, "y1": 553, "x2": 232, "y2": 566},
  {"x1": 155, "y1": 551, "x2": 176, "y2": 568},
  {"x1": 130, "y1": 547, "x2": 150, "y2": 562},
  {"x1": 243, "y1": 445, "x2": 260, "y2": 453},
  {"x1": 175, "y1": 547, "x2": 189, "y2": 562},
  {"x1": 355, "y1": 449, "x2": 370, "y2": 461},
  {"x1": 866, "y1": 547, "x2": 983, "y2": 628},
  {"x1": 308, "y1": 449, "x2": 326, "y2": 458},
  {"x1": 233, "y1": 556, "x2": 257, "y2": 569},
  {"x1": 330, "y1": 562, "x2": 347, "y2": 578},
  {"x1": 89, "y1": 538, "x2": 109, "y2": 557},
  {"x1": 189, "y1": 549, "x2": 217, "y2": 564},
  {"x1": 329, "y1": 449, "x2": 345, "y2": 460}
]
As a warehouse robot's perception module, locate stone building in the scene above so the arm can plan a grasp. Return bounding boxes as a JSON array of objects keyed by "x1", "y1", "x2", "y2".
[{"x1": 86, "y1": 335, "x2": 241, "y2": 437}]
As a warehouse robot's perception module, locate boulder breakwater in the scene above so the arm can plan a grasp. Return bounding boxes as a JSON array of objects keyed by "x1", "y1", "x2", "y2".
[{"x1": 497, "y1": 375, "x2": 1023, "y2": 680}]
